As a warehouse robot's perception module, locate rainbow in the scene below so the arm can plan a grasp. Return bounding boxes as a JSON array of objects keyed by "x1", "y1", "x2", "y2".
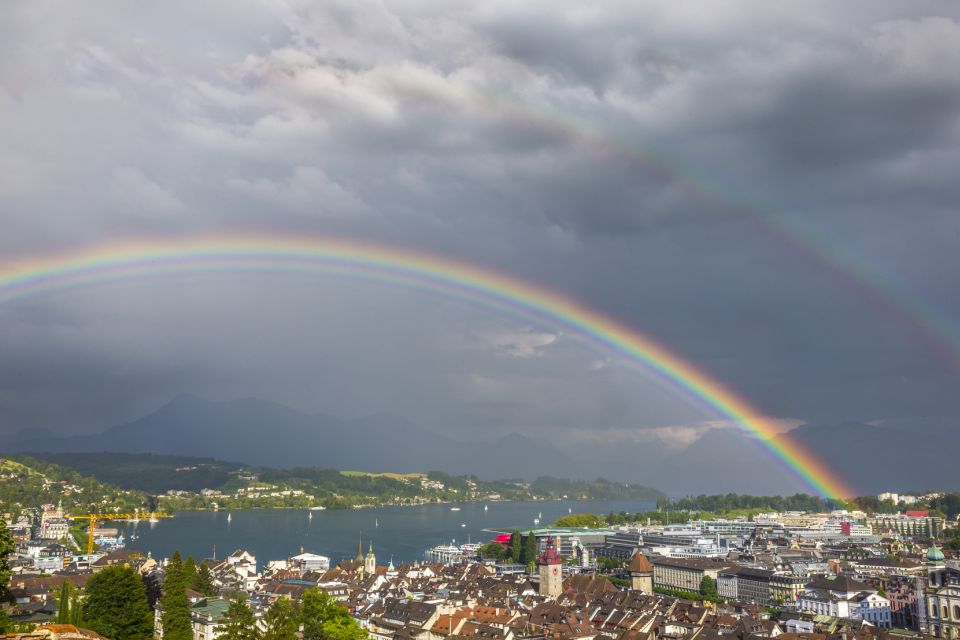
[{"x1": 0, "y1": 235, "x2": 855, "y2": 500}]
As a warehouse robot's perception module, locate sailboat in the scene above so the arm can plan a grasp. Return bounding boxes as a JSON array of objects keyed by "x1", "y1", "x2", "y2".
[
  {"x1": 375, "y1": 518, "x2": 379, "y2": 528},
  {"x1": 484, "y1": 505, "x2": 488, "y2": 512},
  {"x1": 308, "y1": 511, "x2": 313, "y2": 521},
  {"x1": 227, "y1": 513, "x2": 232, "y2": 524}
]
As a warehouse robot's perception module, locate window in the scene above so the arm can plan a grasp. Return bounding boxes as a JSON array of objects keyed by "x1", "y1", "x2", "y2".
[{"x1": 955, "y1": 605, "x2": 960, "y2": 620}]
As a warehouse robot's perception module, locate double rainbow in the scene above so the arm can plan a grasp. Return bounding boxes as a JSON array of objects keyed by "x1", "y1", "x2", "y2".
[{"x1": 0, "y1": 235, "x2": 854, "y2": 500}]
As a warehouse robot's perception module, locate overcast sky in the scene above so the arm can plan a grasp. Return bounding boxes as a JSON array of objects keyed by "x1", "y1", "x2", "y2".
[{"x1": 2, "y1": 1, "x2": 959, "y2": 454}]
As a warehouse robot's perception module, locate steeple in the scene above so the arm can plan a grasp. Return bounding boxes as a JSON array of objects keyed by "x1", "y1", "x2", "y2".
[
  {"x1": 364, "y1": 541, "x2": 376, "y2": 575},
  {"x1": 356, "y1": 534, "x2": 363, "y2": 562}
]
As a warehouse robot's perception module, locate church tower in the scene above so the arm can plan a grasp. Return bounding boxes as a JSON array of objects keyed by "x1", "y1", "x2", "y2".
[
  {"x1": 628, "y1": 551, "x2": 654, "y2": 593},
  {"x1": 538, "y1": 537, "x2": 563, "y2": 598},
  {"x1": 364, "y1": 542, "x2": 377, "y2": 575}
]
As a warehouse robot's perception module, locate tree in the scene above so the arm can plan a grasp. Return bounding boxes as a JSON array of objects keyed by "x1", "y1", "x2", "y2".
[
  {"x1": 0, "y1": 518, "x2": 14, "y2": 634},
  {"x1": 56, "y1": 581, "x2": 74, "y2": 624},
  {"x1": 161, "y1": 552, "x2": 192, "y2": 640},
  {"x1": 194, "y1": 563, "x2": 216, "y2": 597},
  {"x1": 183, "y1": 557, "x2": 198, "y2": 591},
  {"x1": 508, "y1": 532, "x2": 522, "y2": 563},
  {"x1": 262, "y1": 597, "x2": 299, "y2": 640},
  {"x1": 521, "y1": 533, "x2": 537, "y2": 566},
  {"x1": 302, "y1": 588, "x2": 366, "y2": 640},
  {"x1": 478, "y1": 542, "x2": 506, "y2": 560},
  {"x1": 81, "y1": 565, "x2": 153, "y2": 640},
  {"x1": 216, "y1": 597, "x2": 259, "y2": 640},
  {"x1": 699, "y1": 576, "x2": 717, "y2": 599}
]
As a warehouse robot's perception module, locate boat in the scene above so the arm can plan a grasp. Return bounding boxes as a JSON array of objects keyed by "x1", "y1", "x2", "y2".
[
  {"x1": 227, "y1": 513, "x2": 232, "y2": 523},
  {"x1": 461, "y1": 523, "x2": 466, "y2": 527},
  {"x1": 309, "y1": 506, "x2": 327, "y2": 510},
  {"x1": 375, "y1": 518, "x2": 379, "y2": 528},
  {"x1": 568, "y1": 508, "x2": 572, "y2": 513},
  {"x1": 484, "y1": 505, "x2": 488, "y2": 511},
  {"x1": 308, "y1": 512, "x2": 313, "y2": 521},
  {"x1": 425, "y1": 540, "x2": 482, "y2": 564},
  {"x1": 450, "y1": 507, "x2": 461, "y2": 512},
  {"x1": 534, "y1": 517, "x2": 540, "y2": 525}
]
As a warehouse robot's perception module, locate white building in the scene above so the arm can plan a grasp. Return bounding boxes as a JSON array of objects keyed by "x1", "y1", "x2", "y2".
[
  {"x1": 290, "y1": 552, "x2": 330, "y2": 573},
  {"x1": 798, "y1": 575, "x2": 890, "y2": 627}
]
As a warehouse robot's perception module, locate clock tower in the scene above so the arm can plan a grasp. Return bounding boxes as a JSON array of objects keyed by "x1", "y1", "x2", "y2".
[{"x1": 538, "y1": 536, "x2": 563, "y2": 598}]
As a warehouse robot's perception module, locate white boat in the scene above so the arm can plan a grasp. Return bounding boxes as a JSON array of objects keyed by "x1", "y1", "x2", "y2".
[
  {"x1": 375, "y1": 518, "x2": 379, "y2": 528},
  {"x1": 450, "y1": 507, "x2": 461, "y2": 512},
  {"x1": 308, "y1": 512, "x2": 313, "y2": 521},
  {"x1": 461, "y1": 523, "x2": 466, "y2": 527},
  {"x1": 534, "y1": 518, "x2": 540, "y2": 525},
  {"x1": 484, "y1": 505, "x2": 488, "y2": 511},
  {"x1": 227, "y1": 513, "x2": 232, "y2": 523},
  {"x1": 309, "y1": 506, "x2": 326, "y2": 510},
  {"x1": 568, "y1": 508, "x2": 572, "y2": 513}
]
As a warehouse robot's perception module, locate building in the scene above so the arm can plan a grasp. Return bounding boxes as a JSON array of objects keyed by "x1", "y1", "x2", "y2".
[
  {"x1": 736, "y1": 567, "x2": 774, "y2": 605},
  {"x1": 538, "y1": 537, "x2": 563, "y2": 599},
  {"x1": 365, "y1": 544, "x2": 377, "y2": 576},
  {"x1": 924, "y1": 550, "x2": 960, "y2": 639},
  {"x1": 868, "y1": 513, "x2": 945, "y2": 539},
  {"x1": 290, "y1": 552, "x2": 330, "y2": 574},
  {"x1": 627, "y1": 552, "x2": 653, "y2": 593},
  {"x1": 770, "y1": 572, "x2": 808, "y2": 604},
  {"x1": 798, "y1": 575, "x2": 890, "y2": 626},
  {"x1": 650, "y1": 556, "x2": 727, "y2": 593}
]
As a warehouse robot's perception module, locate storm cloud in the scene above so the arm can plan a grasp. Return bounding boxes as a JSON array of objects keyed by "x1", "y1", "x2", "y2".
[{"x1": 1, "y1": 1, "x2": 959, "y2": 490}]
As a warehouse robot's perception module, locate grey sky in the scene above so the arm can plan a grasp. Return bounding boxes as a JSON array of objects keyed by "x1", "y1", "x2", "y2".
[{"x1": 2, "y1": 1, "x2": 959, "y2": 482}]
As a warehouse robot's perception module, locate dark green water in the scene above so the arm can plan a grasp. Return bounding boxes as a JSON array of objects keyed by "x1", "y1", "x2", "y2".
[{"x1": 119, "y1": 499, "x2": 654, "y2": 564}]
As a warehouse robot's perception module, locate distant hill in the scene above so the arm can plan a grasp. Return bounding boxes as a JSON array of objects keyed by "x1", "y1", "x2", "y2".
[
  {"x1": 20, "y1": 452, "x2": 245, "y2": 494},
  {"x1": 2, "y1": 395, "x2": 583, "y2": 480}
]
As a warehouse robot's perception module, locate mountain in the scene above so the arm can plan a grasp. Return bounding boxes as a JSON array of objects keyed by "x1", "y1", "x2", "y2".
[
  {"x1": 650, "y1": 427, "x2": 809, "y2": 496},
  {"x1": 776, "y1": 421, "x2": 960, "y2": 493},
  {"x1": 646, "y1": 421, "x2": 960, "y2": 496},
  {"x1": 2, "y1": 395, "x2": 581, "y2": 481}
]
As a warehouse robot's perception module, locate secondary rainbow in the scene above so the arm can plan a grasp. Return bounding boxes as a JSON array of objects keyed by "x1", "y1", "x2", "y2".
[{"x1": 0, "y1": 235, "x2": 855, "y2": 500}]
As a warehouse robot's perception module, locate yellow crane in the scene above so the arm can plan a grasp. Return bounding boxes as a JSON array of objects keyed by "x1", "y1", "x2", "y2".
[{"x1": 67, "y1": 512, "x2": 172, "y2": 554}]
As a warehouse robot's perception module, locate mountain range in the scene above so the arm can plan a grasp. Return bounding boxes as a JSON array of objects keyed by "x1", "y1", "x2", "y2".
[{"x1": 3, "y1": 395, "x2": 957, "y2": 495}]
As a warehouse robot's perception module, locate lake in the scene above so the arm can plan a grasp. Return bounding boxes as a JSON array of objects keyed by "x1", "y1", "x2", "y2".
[{"x1": 117, "y1": 499, "x2": 654, "y2": 564}]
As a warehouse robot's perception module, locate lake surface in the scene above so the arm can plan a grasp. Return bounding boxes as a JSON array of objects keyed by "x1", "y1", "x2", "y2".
[{"x1": 118, "y1": 499, "x2": 654, "y2": 564}]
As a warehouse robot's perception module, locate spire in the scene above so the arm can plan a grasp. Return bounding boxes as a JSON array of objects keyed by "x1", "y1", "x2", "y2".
[{"x1": 356, "y1": 533, "x2": 363, "y2": 561}]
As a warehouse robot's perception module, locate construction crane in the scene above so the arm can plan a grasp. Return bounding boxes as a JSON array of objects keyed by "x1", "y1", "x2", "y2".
[{"x1": 67, "y1": 512, "x2": 172, "y2": 554}]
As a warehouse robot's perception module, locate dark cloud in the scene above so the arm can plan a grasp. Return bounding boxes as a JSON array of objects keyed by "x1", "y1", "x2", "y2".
[{"x1": 1, "y1": 1, "x2": 959, "y2": 489}]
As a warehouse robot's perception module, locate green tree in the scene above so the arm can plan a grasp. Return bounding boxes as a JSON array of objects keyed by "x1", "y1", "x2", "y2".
[
  {"x1": 81, "y1": 565, "x2": 153, "y2": 640},
  {"x1": 262, "y1": 597, "x2": 299, "y2": 640},
  {"x1": 0, "y1": 518, "x2": 14, "y2": 634},
  {"x1": 302, "y1": 588, "x2": 366, "y2": 640},
  {"x1": 70, "y1": 588, "x2": 83, "y2": 627},
  {"x1": 319, "y1": 617, "x2": 367, "y2": 640},
  {"x1": 699, "y1": 576, "x2": 717, "y2": 599},
  {"x1": 216, "y1": 597, "x2": 259, "y2": 640},
  {"x1": 508, "y1": 532, "x2": 522, "y2": 563},
  {"x1": 56, "y1": 581, "x2": 74, "y2": 624},
  {"x1": 478, "y1": 542, "x2": 506, "y2": 560},
  {"x1": 521, "y1": 532, "x2": 537, "y2": 566},
  {"x1": 194, "y1": 563, "x2": 216, "y2": 597},
  {"x1": 183, "y1": 557, "x2": 198, "y2": 591},
  {"x1": 161, "y1": 552, "x2": 192, "y2": 640}
]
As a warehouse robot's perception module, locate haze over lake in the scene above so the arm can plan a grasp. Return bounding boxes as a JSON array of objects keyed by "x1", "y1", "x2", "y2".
[{"x1": 120, "y1": 500, "x2": 655, "y2": 564}]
